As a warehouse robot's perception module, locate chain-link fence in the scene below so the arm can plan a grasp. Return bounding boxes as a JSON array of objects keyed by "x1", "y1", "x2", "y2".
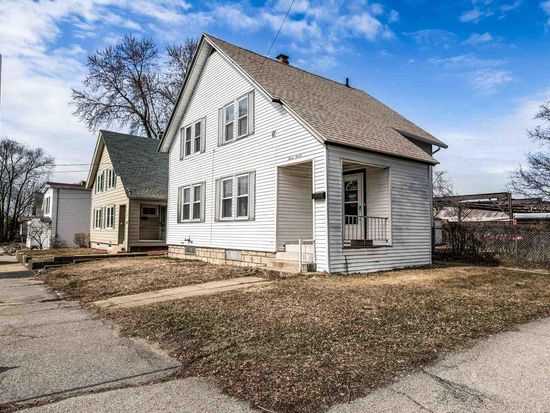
[{"x1": 435, "y1": 222, "x2": 550, "y2": 269}]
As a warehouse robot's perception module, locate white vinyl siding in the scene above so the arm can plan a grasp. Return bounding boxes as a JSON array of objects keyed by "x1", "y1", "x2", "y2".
[
  {"x1": 166, "y1": 49, "x2": 328, "y2": 270},
  {"x1": 327, "y1": 145, "x2": 432, "y2": 273}
]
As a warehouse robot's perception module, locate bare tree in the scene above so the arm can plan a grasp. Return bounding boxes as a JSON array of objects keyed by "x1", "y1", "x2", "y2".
[
  {"x1": 509, "y1": 102, "x2": 550, "y2": 200},
  {"x1": 0, "y1": 138, "x2": 54, "y2": 242},
  {"x1": 433, "y1": 169, "x2": 457, "y2": 218},
  {"x1": 27, "y1": 218, "x2": 51, "y2": 250},
  {"x1": 72, "y1": 35, "x2": 198, "y2": 139}
]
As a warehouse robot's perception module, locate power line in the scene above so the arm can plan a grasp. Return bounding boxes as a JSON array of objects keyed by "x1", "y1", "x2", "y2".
[
  {"x1": 54, "y1": 163, "x2": 90, "y2": 167},
  {"x1": 50, "y1": 170, "x2": 89, "y2": 173},
  {"x1": 256, "y1": 0, "x2": 296, "y2": 78}
]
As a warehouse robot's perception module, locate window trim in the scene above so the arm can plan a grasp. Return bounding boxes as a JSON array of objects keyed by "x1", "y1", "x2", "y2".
[
  {"x1": 216, "y1": 172, "x2": 255, "y2": 221},
  {"x1": 235, "y1": 173, "x2": 249, "y2": 220},
  {"x1": 94, "y1": 207, "x2": 103, "y2": 229},
  {"x1": 237, "y1": 96, "x2": 249, "y2": 138},
  {"x1": 105, "y1": 205, "x2": 115, "y2": 229},
  {"x1": 220, "y1": 177, "x2": 234, "y2": 221},
  {"x1": 223, "y1": 103, "x2": 235, "y2": 143},
  {"x1": 178, "y1": 182, "x2": 205, "y2": 223},
  {"x1": 181, "y1": 118, "x2": 204, "y2": 159}
]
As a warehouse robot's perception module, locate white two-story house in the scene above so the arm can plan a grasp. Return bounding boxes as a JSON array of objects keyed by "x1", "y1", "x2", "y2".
[{"x1": 158, "y1": 34, "x2": 447, "y2": 273}]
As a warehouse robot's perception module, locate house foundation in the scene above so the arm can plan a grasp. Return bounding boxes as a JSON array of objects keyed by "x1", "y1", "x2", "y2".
[{"x1": 168, "y1": 245, "x2": 276, "y2": 268}]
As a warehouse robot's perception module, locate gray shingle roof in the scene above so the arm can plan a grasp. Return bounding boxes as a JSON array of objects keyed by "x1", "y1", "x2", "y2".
[
  {"x1": 205, "y1": 34, "x2": 446, "y2": 164},
  {"x1": 101, "y1": 130, "x2": 168, "y2": 200}
]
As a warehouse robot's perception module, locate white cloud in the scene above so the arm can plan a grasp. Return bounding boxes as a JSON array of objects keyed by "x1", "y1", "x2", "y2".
[
  {"x1": 465, "y1": 32, "x2": 494, "y2": 44},
  {"x1": 388, "y1": 10, "x2": 399, "y2": 23},
  {"x1": 405, "y1": 29, "x2": 455, "y2": 48},
  {"x1": 346, "y1": 13, "x2": 394, "y2": 41},
  {"x1": 460, "y1": 8, "x2": 483, "y2": 23},
  {"x1": 435, "y1": 89, "x2": 550, "y2": 194},
  {"x1": 542, "y1": 0, "x2": 550, "y2": 24},
  {"x1": 428, "y1": 54, "x2": 514, "y2": 93}
]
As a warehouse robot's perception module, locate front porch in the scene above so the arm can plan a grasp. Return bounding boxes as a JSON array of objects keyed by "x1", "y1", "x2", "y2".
[{"x1": 342, "y1": 160, "x2": 391, "y2": 248}]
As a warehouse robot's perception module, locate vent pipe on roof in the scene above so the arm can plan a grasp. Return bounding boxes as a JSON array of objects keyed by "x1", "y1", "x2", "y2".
[
  {"x1": 156, "y1": 131, "x2": 164, "y2": 141},
  {"x1": 345, "y1": 78, "x2": 350, "y2": 87},
  {"x1": 276, "y1": 54, "x2": 289, "y2": 64}
]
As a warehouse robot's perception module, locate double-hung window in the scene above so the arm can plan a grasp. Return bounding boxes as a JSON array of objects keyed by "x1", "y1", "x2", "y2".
[
  {"x1": 237, "y1": 96, "x2": 248, "y2": 137},
  {"x1": 180, "y1": 118, "x2": 205, "y2": 159},
  {"x1": 178, "y1": 182, "x2": 205, "y2": 223},
  {"x1": 94, "y1": 208, "x2": 103, "y2": 229},
  {"x1": 105, "y1": 206, "x2": 115, "y2": 229},
  {"x1": 218, "y1": 91, "x2": 254, "y2": 145},
  {"x1": 215, "y1": 172, "x2": 255, "y2": 221},
  {"x1": 224, "y1": 104, "x2": 234, "y2": 143},
  {"x1": 106, "y1": 169, "x2": 116, "y2": 189}
]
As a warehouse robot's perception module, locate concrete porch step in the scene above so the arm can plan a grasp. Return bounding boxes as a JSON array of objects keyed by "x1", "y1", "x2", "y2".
[
  {"x1": 284, "y1": 243, "x2": 315, "y2": 254},
  {"x1": 268, "y1": 259, "x2": 316, "y2": 273},
  {"x1": 275, "y1": 251, "x2": 314, "y2": 262}
]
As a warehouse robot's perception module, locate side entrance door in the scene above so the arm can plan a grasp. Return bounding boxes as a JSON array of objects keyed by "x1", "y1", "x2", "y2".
[
  {"x1": 118, "y1": 204, "x2": 126, "y2": 245},
  {"x1": 343, "y1": 173, "x2": 364, "y2": 240}
]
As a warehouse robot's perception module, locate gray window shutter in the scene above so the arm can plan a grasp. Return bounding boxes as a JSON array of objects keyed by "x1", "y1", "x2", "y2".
[
  {"x1": 248, "y1": 171, "x2": 256, "y2": 221},
  {"x1": 200, "y1": 182, "x2": 206, "y2": 222},
  {"x1": 201, "y1": 117, "x2": 206, "y2": 153},
  {"x1": 218, "y1": 108, "x2": 224, "y2": 146},
  {"x1": 214, "y1": 178, "x2": 221, "y2": 221},
  {"x1": 177, "y1": 187, "x2": 182, "y2": 223},
  {"x1": 248, "y1": 90, "x2": 255, "y2": 135}
]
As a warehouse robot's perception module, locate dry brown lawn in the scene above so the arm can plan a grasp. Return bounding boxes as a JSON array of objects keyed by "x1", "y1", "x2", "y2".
[
  {"x1": 99, "y1": 264, "x2": 550, "y2": 413},
  {"x1": 41, "y1": 256, "x2": 286, "y2": 302},
  {"x1": 23, "y1": 247, "x2": 106, "y2": 262}
]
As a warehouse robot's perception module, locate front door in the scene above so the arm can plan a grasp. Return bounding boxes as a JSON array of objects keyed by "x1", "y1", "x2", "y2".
[
  {"x1": 118, "y1": 205, "x2": 126, "y2": 245},
  {"x1": 343, "y1": 173, "x2": 364, "y2": 240}
]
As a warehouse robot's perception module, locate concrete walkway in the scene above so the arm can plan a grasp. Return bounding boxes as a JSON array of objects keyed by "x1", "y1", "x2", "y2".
[
  {"x1": 93, "y1": 276, "x2": 270, "y2": 310},
  {"x1": 329, "y1": 317, "x2": 550, "y2": 413}
]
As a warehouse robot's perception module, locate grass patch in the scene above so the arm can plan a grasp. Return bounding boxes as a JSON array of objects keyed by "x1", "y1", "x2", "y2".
[
  {"x1": 102, "y1": 265, "x2": 550, "y2": 412},
  {"x1": 22, "y1": 247, "x2": 106, "y2": 262},
  {"x1": 41, "y1": 256, "x2": 287, "y2": 302}
]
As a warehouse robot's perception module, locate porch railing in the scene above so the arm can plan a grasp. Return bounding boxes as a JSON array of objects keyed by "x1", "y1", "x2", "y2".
[{"x1": 343, "y1": 215, "x2": 389, "y2": 245}]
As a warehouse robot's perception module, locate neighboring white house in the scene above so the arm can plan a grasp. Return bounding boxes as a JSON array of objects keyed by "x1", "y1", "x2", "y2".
[
  {"x1": 26, "y1": 182, "x2": 91, "y2": 249},
  {"x1": 158, "y1": 34, "x2": 448, "y2": 273}
]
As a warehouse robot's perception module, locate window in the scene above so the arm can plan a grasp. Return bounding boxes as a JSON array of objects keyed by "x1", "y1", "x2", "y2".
[
  {"x1": 236, "y1": 174, "x2": 249, "y2": 218},
  {"x1": 221, "y1": 178, "x2": 233, "y2": 219},
  {"x1": 44, "y1": 197, "x2": 51, "y2": 215},
  {"x1": 182, "y1": 187, "x2": 190, "y2": 220},
  {"x1": 105, "y1": 206, "x2": 115, "y2": 229},
  {"x1": 180, "y1": 118, "x2": 204, "y2": 158},
  {"x1": 237, "y1": 96, "x2": 248, "y2": 137},
  {"x1": 219, "y1": 91, "x2": 254, "y2": 145},
  {"x1": 185, "y1": 126, "x2": 192, "y2": 157},
  {"x1": 194, "y1": 121, "x2": 202, "y2": 153},
  {"x1": 141, "y1": 205, "x2": 158, "y2": 217},
  {"x1": 224, "y1": 104, "x2": 234, "y2": 142},
  {"x1": 106, "y1": 169, "x2": 116, "y2": 189},
  {"x1": 216, "y1": 172, "x2": 255, "y2": 221},
  {"x1": 94, "y1": 208, "x2": 103, "y2": 229},
  {"x1": 178, "y1": 182, "x2": 205, "y2": 223}
]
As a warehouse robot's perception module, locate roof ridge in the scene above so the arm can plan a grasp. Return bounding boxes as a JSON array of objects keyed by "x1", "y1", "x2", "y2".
[
  {"x1": 204, "y1": 33, "x2": 359, "y2": 92},
  {"x1": 100, "y1": 129, "x2": 152, "y2": 141}
]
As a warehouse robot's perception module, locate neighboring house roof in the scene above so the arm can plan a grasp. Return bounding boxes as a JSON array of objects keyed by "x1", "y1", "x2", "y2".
[
  {"x1": 159, "y1": 34, "x2": 447, "y2": 164},
  {"x1": 45, "y1": 181, "x2": 89, "y2": 191},
  {"x1": 87, "y1": 130, "x2": 168, "y2": 200}
]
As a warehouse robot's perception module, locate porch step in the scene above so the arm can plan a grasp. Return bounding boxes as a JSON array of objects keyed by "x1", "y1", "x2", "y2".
[
  {"x1": 268, "y1": 259, "x2": 316, "y2": 273},
  {"x1": 284, "y1": 243, "x2": 315, "y2": 254},
  {"x1": 275, "y1": 251, "x2": 314, "y2": 262}
]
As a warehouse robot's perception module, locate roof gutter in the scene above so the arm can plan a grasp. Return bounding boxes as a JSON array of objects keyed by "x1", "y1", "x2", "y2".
[{"x1": 324, "y1": 141, "x2": 440, "y2": 166}]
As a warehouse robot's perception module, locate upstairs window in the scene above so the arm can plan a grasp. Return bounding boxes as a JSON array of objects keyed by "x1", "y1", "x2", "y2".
[
  {"x1": 218, "y1": 91, "x2": 254, "y2": 146},
  {"x1": 106, "y1": 169, "x2": 116, "y2": 189},
  {"x1": 44, "y1": 197, "x2": 51, "y2": 215},
  {"x1": 180, "y1": 118, "x2": 205, "y2": 159}
]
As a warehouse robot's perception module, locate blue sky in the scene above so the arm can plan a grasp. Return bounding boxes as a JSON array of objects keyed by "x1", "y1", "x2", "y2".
[{"x1": 0, "y1": 0, "x2": 549, "y2": 193}]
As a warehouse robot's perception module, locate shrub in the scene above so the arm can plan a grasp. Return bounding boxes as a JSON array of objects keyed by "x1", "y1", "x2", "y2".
[{"x1": 73, "y1": 233, "x2": 90, "y2": 248}]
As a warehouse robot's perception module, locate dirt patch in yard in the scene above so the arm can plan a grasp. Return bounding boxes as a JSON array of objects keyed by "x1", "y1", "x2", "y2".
[
  {"x1": 103, "y1": 265, "x2": 550, "y2": 412},
  {"x1": 23, "y1": 247, "x2": 106, "y2": 262},
  {"x1": 41, "y1": 256, "x2": 287, "y2": 303}
]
